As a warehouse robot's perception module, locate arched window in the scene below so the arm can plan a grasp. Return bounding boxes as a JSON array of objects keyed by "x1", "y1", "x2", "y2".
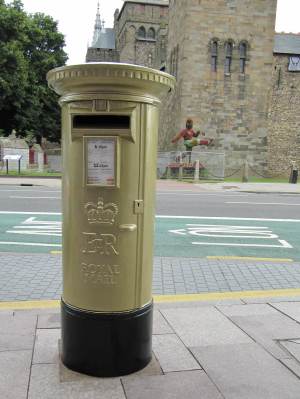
[
  {"x1": 148, "y1": 27, "x2": 155, "y2": 39},
  {"x1": 225, "y1": 41, "x2": 233, "y2": 74},
  {"x1": 137, "y1": 26, "x2": 146, "y2": 39},
  {"x1": 239, "y1": 42, "x2": 247, "y2": 73},
  {"x1": 211, "y1": 40, "x2": 218, "y2": 72}
]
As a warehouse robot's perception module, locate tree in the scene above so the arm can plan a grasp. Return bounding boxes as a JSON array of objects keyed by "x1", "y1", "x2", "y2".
[{"x1": 0, "y1": 1, "x2": 68, "y2": 142}]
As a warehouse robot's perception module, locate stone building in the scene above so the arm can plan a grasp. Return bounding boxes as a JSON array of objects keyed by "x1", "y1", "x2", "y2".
[
  {"x1": 161, "y1": 0, "x2": 278, "y2": 172},
  {"x1": 86, "y1": 2, "x2": 119, "y2": 62},
  {"x1": 267, "y1": 34, "x2": 300, "y2": 174},
  {"x1": 86, "y1": 0, "x2": 300, "y2": 174},
  {"x1": 114, "y1": 0, "x2": 168, "y2": 69},
  {"x1": 86, "y1": 0, "x2": 169, "y2": 69}
]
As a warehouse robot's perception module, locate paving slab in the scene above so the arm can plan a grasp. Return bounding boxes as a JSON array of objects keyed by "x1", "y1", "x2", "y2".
[
  {"x1": 15, "y1": 308, "x2": 60, "y2": 316},
  {"x1": 155, "y1": 299, "x2": 244, "y2": 309},
  {"x1": 33, "y1": 328, "x2": 60, "y2": 364},
  {"x1": 152, "y1": 310, "x2": 174, "y2": 334},
  {"x1": 0, "y1": 313, "x2": 36, "y2": 351},
  {"x1": 0, "y1": 350, "x2": 32, "y2": 399},
  {"x1": 59, "y1": 360, "x2": 124, "y2": 383},
  {"x1": 152, "y1": 334, "x2": 200, "y2": 373},
  {"x1": 161, "y1": 306, "x2": 252, "y2": 347},
  {"x1": 28, "y1": 363, "x2": 126, "y2": 399},
  {"x1": 242, "y1": 297, "x2": 300, "y2": 304},
  {"x1": 217, "y1": 303, "x2": 278, "y2": 317},
  {"x1": 121, "y1": 354, "x2": 163, "y2": 379},
  {"x1": 191, "y1": 343, "x2": 300, "y2": 399},
  {"x1": 229, "y1": 312, "x2": 300, "y2": 358},
  {"x1": 271, "y1": 302, "x2": 300, "y2": 322},
  {"x1": 280, "y1": 358, "x2": 300, "y2": 379},
  {"x1": 59, "y1": 347, "x2": 162, "y2": 383},
  {"x1": 0, "y1": 311, "x2": 14, "y2": 316},
  {"x1": 122, "y1": 370, "x2": 223, "y2": 399},
  {"x1": 37, "y1": 313, "x2": 61, "y2": 329},
  {"x1": 279, "y1": 339, "x2": 300, "y2": 362}
]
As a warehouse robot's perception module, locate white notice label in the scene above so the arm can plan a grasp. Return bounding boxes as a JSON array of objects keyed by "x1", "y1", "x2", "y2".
[{"x1": 86, "y1": 137, "x2": 115, "y2": 186}]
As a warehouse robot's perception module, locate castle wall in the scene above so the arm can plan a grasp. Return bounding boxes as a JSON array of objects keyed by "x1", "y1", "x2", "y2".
[
  {"x1": 86, "y1": 48, "x2": 119, "y2": 63},
  {"x1": 161, "y1": 0, "x2": 277, "y2": 172},
  {"x1": 267, "y1": 54, "x2": 300, "y2": 174},
  {"x1": 115, "y1": 2, "x2": 168, "y2": 69}
]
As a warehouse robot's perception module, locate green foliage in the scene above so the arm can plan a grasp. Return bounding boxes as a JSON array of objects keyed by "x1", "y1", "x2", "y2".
[{"x1": 0, "y1": 1, "x2": 68, "y2": 142}]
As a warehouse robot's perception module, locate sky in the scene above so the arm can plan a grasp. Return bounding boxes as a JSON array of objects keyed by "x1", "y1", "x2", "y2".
[{"x1": 14, "y1": 0, "x2": 300, "y2": 65}]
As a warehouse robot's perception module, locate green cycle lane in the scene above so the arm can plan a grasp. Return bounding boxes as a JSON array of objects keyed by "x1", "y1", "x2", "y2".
[
  {"x1": 0, "y1": 212, "x2": 300, "y2": 261},
  {"x1": 0, "y1": 212, "x2": 61, "y2": 253},
  {"x1": 155, "y1": 216, "x2": 300, "y2": 261}
]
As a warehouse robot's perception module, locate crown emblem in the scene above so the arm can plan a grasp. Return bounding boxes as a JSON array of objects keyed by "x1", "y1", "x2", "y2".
[{"x1": 85, "y1": 198, "x2": 118, "y2": 225}]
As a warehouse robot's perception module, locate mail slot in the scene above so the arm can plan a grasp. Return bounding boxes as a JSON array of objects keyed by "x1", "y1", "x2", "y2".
[{"x1": 47, "y1": 63, "x2": 175, "y2": 377}]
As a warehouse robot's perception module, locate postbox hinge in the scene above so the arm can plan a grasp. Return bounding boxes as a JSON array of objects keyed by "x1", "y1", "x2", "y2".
[{"x1": 134, "y1": 200, "x2": 144, "y2": 214}]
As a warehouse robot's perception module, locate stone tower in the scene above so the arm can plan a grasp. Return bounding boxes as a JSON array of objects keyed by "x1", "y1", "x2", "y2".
[
  {"x1": 86, "y1": 2, "x2": 119, "y2": 63},
  {"x1": 114, "y1": 0, "x2": 169, "y2": 69},
  {"x1": 161, "y1": 0, "x2": 278, "y2": 170}
]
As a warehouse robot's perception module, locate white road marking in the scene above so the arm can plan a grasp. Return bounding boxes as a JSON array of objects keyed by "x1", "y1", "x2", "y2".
[
  {"x1": 192, "y1": 240, "x2": 293, "y2": 248},
  {"x1": 0, "y1": 241, "x2": 61, "y2": 247},
  {"x1": 7, "y1": 217, "x2": 62, "y2": 237},
  {"x1": 0, "y1": 190, "x2": 60, "y2": 193},
  {"x1": 22, "y1": 217, "x2": 61, "y2": 226},
  {"x1": 12, "y1": 226, "x2": 60, "y2": 229},
  {"x1": 168, "y1": 224, "x2": 293, "y2": 249},
  {"x1": 9, "y1": 196, "x2": 60, "y2": 199},
  {"x1": 157, "y1": 215, "x2": 300, "y2": 222},
  {"x1": 170, "y1": 225, "x2": 278, "y2": 239},
  {"x1": 226, "y1": 202, "x2": 300, "y2": 206},
  {"x1": 157, "y1": 192, "x2": 250, "y2": 197},
  {"x1": 6, "y1": 230, "x2": 61, "y2": 237},
  {"x1": 186, "y1": 224, "x2": 268, "y2": 229},
  {"x1": 0, "y1": 211, "x2": 61, "y2": 215}
]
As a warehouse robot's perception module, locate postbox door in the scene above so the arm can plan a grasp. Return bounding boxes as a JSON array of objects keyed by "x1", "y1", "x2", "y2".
[{"x1": 62, "y1": 105, "x2": 145, "y2": 313}]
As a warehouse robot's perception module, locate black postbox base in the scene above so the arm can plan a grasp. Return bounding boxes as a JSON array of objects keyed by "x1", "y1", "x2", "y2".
[{"x1": 61, "y1": 299, "x2": 153, "y2": 377}]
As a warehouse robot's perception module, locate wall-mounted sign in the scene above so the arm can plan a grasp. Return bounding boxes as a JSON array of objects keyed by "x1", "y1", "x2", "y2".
[{"x1": 84, "y1": 136, "x2": 119, "y2": 187}]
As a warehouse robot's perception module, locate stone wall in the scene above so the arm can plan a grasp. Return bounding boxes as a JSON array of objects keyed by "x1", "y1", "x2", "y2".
[
  {"x1": 158, "y1": 0, "x2": 186, "y2": 150},
  {"x1": 115, "y1": 1, "x2": 169, "y2": 69},
  {"x1": 267, "y1": 54, "x2": 300, "y2": 174},
  {"x1": 161, "y1": 0, "x2": 277, "y2": 172},
  {"x1": 86, "y1": 48, "x2": 119, "y2": 62}
]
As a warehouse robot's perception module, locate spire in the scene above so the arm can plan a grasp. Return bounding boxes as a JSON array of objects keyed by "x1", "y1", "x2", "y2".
[{"x1": 92, "y1": 1, "x2": 102, "y2": 46}]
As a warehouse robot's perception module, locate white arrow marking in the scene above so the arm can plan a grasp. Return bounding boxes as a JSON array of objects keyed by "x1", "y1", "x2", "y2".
[
  {"x1": 192, "y1": 240, "x2": 293, "y2": 248},
  {"x1": 189, "y1": 233, "x2": 278, "y2": 239},
  {"x1": 22, "y1": 217, "x2": 61, "y2": 226},
  {"x1": 0, "y1": 241, "x2": 61, "y2": 247},
  {"x1": 186, "y1": 224, "x2": 268, "y2": 229},
  {"x1": 6, "y1": 230, "x2": 61, "y2": 237},
  {"x1": 6, "y1": 217, "x2": 62, "y2": 237},
  {"x1": 168, "y1": 229, "x2": 187, "y2": 235}
]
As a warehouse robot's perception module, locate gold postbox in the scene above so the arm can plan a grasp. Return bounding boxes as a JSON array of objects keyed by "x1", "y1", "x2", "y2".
[{"x1": 47, "y1": 63, "x2": 175, "y2": 377}]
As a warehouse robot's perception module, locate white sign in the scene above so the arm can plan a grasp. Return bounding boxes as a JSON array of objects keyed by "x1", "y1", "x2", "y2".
[
  {"x1": 85, "y1": 137, "x2": 116, "y2": 186},
  {"x1": 3, "y1": 155, "x2": 22, "y2": 161}
]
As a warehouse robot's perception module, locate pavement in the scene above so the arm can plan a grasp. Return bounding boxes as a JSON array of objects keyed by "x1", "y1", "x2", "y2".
[
  {"x1": 1, "y1": 177, "x2": 300, "y2": 397},
  {"x1": 1, "y1": 175, "x2": 300, "y2": 193},
  {"x1": 2, "y1": 254, "x2": 300, "y2": 301},
  {"x1": 3, "y1": 298, "x2": 300, "y2": 398}
]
